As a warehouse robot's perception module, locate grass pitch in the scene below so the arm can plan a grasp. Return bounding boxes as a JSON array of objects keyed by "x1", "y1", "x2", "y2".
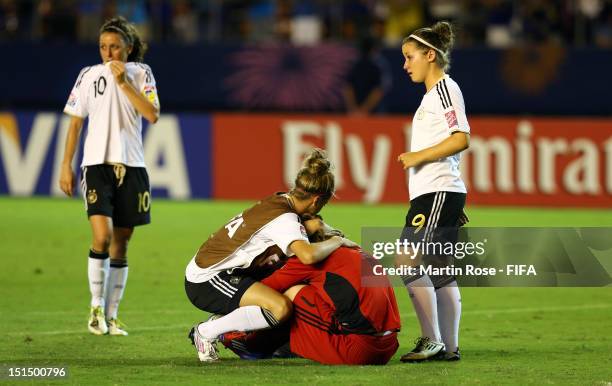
[{"x1": 0, "y1": 197, "x2": 611, "y2": 385}]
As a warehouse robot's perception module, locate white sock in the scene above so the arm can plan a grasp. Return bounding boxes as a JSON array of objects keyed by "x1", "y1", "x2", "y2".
[
  {"x1": 406, "y1": 275, "x2": 442, "y2": 342},
  {"x1": 88, "y1": 252, "x2": 109, "y2": 308},
  {"x1": 105, "y1": 262, "x2": 129, "y2": 320},
  {"x1": 197, "y1": 306, "x2": 278, "y2": 340},
  {"x1": 436, "y1": 281, "x2": 461, "y2": 352}
]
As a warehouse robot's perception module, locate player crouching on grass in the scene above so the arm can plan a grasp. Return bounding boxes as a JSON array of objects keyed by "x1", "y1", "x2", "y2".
[
  {"x1": 218, "y1": 215, "x2": 402, "y2": 365},
  {"x1": 184, "y1": 149, "x2": 357, "y2": 362}
]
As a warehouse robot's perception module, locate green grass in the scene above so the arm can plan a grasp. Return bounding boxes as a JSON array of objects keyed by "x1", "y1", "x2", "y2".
[{"x1": 0, "y1": 197, "x2": 611, "y2": 385}]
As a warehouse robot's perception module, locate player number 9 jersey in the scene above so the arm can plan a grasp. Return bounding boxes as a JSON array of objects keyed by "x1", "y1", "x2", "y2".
[{"x1": 409, "y1": 75, "x2": 470, "y2": 200}]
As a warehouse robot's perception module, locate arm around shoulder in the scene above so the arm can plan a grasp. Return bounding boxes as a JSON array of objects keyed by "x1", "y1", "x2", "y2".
[{"x1": 288, "y1": 236, "x2": 343, "y2": 265}]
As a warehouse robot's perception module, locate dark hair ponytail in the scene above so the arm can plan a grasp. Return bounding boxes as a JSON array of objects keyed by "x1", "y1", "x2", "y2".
[
  {"x1": 100, "y1": 16, "x2": 148, "y2": 62},
  {"x1": 403, "y1": 21, "x2": 456, "y2": 71},
  {"x1": 430, "y1": 21, "x2": 455, "y2": 53}
]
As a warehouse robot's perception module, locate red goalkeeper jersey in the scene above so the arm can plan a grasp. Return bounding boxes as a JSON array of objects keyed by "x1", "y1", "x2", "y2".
[{"x1": 262, "y1": 247, "x2": 401, "y2": 335}]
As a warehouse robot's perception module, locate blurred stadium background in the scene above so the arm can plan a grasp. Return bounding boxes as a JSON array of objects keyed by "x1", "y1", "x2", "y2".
[
  {"x1": 1, "y1": 1, "x2": 611, "y2": 384},
  {"x1": 1, "y1": 0, "x2": 611, "y2": 204}
]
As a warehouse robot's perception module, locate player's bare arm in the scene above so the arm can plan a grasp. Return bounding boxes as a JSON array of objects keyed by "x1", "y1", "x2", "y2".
[
  {"x1": 398, "y1": 131, "x2": 469, "y2": 169},
  {"x1": 289, "y1": 236, "x2": 356, "y2": 265},
  {"x1": 108, "y1": 61, "x2": 159, "y2": 124},
  {"x1": 59, "y1": 116, "x2": 84, "y2": 197}
]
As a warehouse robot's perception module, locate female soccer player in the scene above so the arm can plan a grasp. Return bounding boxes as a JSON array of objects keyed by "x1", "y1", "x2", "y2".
[
  {"x1": 185, "y1": 149, "x2": 356, "y2": 362},
  {"x1": 59, "y1": 16, "x2": 160, "y2": 336},
  {"x1": 250, "y1": 218, "x2": 401, "y2": 365},
  {"x1": 397, "y1": 21, "x2": 469, "y2": 362}
]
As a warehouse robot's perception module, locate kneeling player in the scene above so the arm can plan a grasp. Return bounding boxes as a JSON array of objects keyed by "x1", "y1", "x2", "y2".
[{"x1": 222, "y1": 218, "x2": 401, "y2": 365}]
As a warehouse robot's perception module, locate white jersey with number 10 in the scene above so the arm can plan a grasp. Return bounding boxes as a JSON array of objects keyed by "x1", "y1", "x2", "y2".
[{"x1": 63, "y1": 62, "x2": 160, "y2": 168}]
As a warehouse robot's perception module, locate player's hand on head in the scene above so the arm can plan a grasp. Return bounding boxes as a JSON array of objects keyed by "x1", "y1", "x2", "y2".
[
  {"x1": 340, "y1": 237, "x2": 359, "y2": 249},
  {"x1": 59, "y1": 165, "x2": 75, "y2": 197},
  {"x1": 107, "y1": 61, "x2": 127, "y2": 85},
  {"x1": 398, "y1": 152, "x2": 424, "y2": 169},
  {"x1": 325, "y1": 228, "x2": 345, "y2": 238}
]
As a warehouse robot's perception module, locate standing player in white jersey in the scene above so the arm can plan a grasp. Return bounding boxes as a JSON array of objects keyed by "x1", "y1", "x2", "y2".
[
  {"x1": 58, "y1": 16, "x2": 160, "y2": 336},
  {"x1": 396, "y1": 21, "x2": 469, "y2": 362}
]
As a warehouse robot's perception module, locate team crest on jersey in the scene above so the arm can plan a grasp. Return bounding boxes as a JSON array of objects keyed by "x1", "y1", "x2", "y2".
[
  {"x1": 416, "y1": 108, "x2": 425, "y2": 120},
  {"x1": 229, "y1": 276, "x2": 241, "y2": 285},
  {"x1": 67, "y1": 92, "x2": 77, "y2": 107},
  {"x1": 87, "y1": 189, "x2": 98, "y2": 204},
  {"x1": 445, "y1": 110, "x2": 458, "y2": 128}
]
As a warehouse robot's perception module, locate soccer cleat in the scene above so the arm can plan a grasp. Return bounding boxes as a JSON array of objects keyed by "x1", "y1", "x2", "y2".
[
  {"x1": 433, "y1": 348, "x2": 461, "y2": 361},
  {"x1": 400, "y1": 337, "x2": 445, "y2": 362},
  {"x1": 107, "y1": 318, "x2": 128, "y2": 336},
  {"x1": 88, "y1": 306, "x2": 108, "y2": 335},
  {"x1": 188, "y1": 323, "x2": 219, "y2": 362},
  {"x1": 219, "y1": 330, "x2": 251, "y2": 357},
  {"x1": 218, "y1": 330, "x2": 271, "y2": 360},
  {"x1": 272, "y1": 342, "x2": 299, "y2": 359}
]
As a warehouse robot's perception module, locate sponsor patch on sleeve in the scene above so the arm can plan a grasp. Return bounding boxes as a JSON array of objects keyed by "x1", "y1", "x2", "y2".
[
  {"x1": 142, "y1": 85, "x2": 158, "y2": 104},
  {"x1": 299, "y1": 224, "x2": 308, "y2": 238},
  {"x1": 445, "y1": 110, "x2": 458, "y2": 129}
]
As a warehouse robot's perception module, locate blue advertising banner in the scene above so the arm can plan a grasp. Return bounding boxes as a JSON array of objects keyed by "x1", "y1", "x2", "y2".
[
  {"x1": 0, "y1": 43, "x2": 610, "y2": 115},
  {"x1": 0, "y1": 112, "x2": 212, "y2": 199}
]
